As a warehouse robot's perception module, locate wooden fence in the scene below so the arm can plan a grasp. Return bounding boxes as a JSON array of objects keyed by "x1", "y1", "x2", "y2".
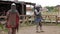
[
  {"x1": 0, "y1": 15, "x2": 60, "y2": 24},
  {"x1": 19, "y1": 15, "x2": 60, "y2": 24}
]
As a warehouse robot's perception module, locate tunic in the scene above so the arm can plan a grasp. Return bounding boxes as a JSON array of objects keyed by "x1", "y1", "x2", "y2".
[{"x1": 6, "y1": 10, "x2": 19, "y2": 28}]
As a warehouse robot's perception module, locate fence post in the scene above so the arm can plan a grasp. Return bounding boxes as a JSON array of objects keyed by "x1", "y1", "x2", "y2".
[
  {"x1": 44, "y1": 15, "x2": 47, "y2": 24},
  {"x1": 43, "y1": 15, "x2": 45, "y2": 24},
  {"x1": 56, "y1": 15, "x2": 58, "y2": 24},
  {"x1": 23, "y1": 15, "x2": 25, "y2": 24}
]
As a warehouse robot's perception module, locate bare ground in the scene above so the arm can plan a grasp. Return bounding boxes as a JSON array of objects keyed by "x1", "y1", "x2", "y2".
[
  {"x1": 0, "y1": 25, "x2": 60, "y2": 34},
  {"x1": 17, "y1": 26, "x2": 60, "y2": 34}
]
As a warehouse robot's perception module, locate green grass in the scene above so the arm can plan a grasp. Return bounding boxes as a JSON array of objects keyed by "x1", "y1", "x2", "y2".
[
  {"x1": 42, "y1": 23, "x2": 60, "y2": 26},
  {"x1": 0, "y1": 24, "x2": 8, "y2": 32},
  {"x1": 20, "y1": 23, "x2": 34, "y2": 27},
  {"x1": 56, "y1": 24, "x2": 60, "y2": 26},
  {"x1": 42, "y1": 12, "x2": 58, "y2": 15}
]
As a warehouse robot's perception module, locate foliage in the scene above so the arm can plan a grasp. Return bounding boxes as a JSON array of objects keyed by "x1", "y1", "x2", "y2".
[
  {"x1": 52, "y1": 8, "x2": 59, "y2": 12},
  {"x1": 46, "y1": 6, "x2": 54, "y2": 12},
  {"x1": 0, "y1": 24, "x2": 8, "y2": 32},
  {"x1": 46, "y1": 6, "x2": 59, "y2": 12}
]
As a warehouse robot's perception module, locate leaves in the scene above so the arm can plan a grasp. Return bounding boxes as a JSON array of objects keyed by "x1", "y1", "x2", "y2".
[
  {"x1": 46, "y1": 6, "x2": 54, "y2": 12},
  {"x1": 46, "y1": 6, "x2": 59, "y2": 12}
]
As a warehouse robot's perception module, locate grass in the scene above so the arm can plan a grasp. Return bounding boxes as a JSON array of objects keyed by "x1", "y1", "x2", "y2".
[
  {"x1": 20, "y1": 22, "x2": 60, "y2": 27},
  {"x1": 20, "y1": 23, "x2": 34, "y2": 27},
  {"x1": 41, "y1": 11, "x2": 58, "y2": 15},
  {"x1": 0, "y1": 22, "x2": 60, "y2": 32},
  {"x1": 42, "y1": 23, "x2": 60, "y2": 26},
  {"x1": 0, "y1": 24, "x2": 8, "y2": 32},
  {"x1": 56, "y1": 24, "x2": 60, "y2": 26}
]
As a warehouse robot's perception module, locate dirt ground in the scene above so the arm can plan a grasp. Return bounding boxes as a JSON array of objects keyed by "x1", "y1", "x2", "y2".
[{"x1": 17, "y1": 26, "x2": 60, "y2": 34}]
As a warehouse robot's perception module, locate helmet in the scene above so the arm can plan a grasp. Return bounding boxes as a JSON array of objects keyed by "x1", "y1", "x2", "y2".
[
  {"x1": 11, "y1": 3, "x2": 16, "y2": 6},
  {"x1": 11, "y1": 3, "x2": 16, "y2": 12},
  {"x1": 35, "y1": 4, "x2": 42, "y2": 8}
]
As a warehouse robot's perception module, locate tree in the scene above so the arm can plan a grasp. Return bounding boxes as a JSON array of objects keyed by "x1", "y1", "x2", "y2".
[
  {"x1": 52, "y1": 8, "x2": 59, "y2": 12},
  {"x1": 46, "y1": 6, "x2": 54, "y2": 12}
]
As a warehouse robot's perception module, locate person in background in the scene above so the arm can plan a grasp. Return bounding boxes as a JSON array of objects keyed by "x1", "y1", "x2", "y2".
[
  {"x1": 34, "y1": 5, "x2": 43, "y2": 33},
  {"x1": 6, "y1": 3, "x2": 19, "y2": 34}
]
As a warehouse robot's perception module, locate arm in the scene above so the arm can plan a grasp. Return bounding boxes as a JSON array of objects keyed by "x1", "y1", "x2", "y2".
[
  {"x1": 6, "y1": 11, "x2": 9, "y2": 20},
  {"x1": 40, "y1": 13, "x2": 43, "y2": 20},
  {"x1": 35, "y1": 9, "x2": 40, "y2": 15},
  {"x1": 16, "y1": 11, "x2": 20, "y2": 19}
]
